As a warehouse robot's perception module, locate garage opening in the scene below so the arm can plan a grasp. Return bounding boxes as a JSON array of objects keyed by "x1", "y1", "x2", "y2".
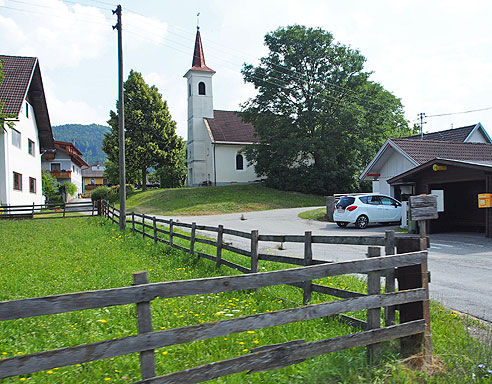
[{"x1": 429, "y1": 180, "x2": 485, "y2": 233}]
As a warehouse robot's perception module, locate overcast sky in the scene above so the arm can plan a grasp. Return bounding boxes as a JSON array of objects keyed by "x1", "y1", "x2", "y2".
[{"x1": 1, "y1": 0, "x2": 492, "y2": 140}]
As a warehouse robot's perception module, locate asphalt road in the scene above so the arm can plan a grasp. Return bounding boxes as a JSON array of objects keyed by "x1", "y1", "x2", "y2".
[{"x1": 157, "y1": 206, "x2": 492, "y2": 323}]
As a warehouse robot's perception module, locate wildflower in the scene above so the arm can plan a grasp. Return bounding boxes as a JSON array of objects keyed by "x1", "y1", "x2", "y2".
[
  {"x1": 247, "y1": 331, "x2": 255, "y2": 334},
  {"x1": 99, "y1": 319, "x2": 107, "y2": 324},
  {"x1": 47, "y1": 371, "x2": 53, "y2": 374},
  {"x1": 239, "y1": 342, "x2": 245, "y2": 345},
  {"x1": 1, "y1": 352, "x2": 6, "y2": 355},
  {"x1": 76, "y1": 364, "x2": 82, "y2": 367},
  {"x1": 114, "y1": 369, "x2": 119, "y2": 373},
  {"x1": 20, "y1": 379, "x2": 26, "y2": 382},
  {"x1": 243, "y1": 349, "x2": 248, "y2": 352},
  {"x1": 253, "y1": 339, "x2": 259, "y2": 344},
  {"x1": 488, "y1": 369, "x2": 492, "y2": 375},
  {"x1": 104, "y1": 378, "x2": 111, "y2": 381},
  {"x1": 478, "y1": 364, "x2": 486, "y2": 368}
]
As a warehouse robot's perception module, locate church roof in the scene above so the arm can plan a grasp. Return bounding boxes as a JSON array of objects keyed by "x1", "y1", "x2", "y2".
[
  {"x1": 205, "y1": 110, "x2": 256, "y2": 143},
  {"x1": 190, "y1": 27, "x2": 214, "y2": 73}
]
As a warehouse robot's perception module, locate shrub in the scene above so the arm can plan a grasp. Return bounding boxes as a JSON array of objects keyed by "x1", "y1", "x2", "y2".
[
  {"x1": 111, "y1": 184, "x2": 135, "y2": 196},
  {"x1": 59, "y1": 182, "x2": 77, "y2": 197}
]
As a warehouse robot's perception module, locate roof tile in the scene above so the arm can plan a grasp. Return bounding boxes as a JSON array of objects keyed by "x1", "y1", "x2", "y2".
[{"x1": 205, "y1": 110, "x2": 256, "y2": 143}]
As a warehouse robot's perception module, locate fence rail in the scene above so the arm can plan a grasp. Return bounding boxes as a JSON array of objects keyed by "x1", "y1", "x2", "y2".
[
  {"x1": 0, "y1": 201, "x2": 431, "y2": 382},
  {"x1": 0, "y1": 201, "x2": 96, "y2": 219}
]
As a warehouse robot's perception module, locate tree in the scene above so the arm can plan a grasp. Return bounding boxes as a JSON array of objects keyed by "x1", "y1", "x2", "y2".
[
  {"x1": 241, "y1": 25, "x2": 417, "y2": 195},
  {"x1": 42, "y1": 170, "x2": 61, "y2": 202},
  {"x1": 103, "y1": 70, "x2": 184, "y2": 191},
  {"x1": 155, "y1": 142, "x2": 187, "y2": 188}
]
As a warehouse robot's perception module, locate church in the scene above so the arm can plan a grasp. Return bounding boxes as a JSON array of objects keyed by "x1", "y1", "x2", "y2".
[{"x1": 184, "y1": 27, "x2": 260, "y2": 187}]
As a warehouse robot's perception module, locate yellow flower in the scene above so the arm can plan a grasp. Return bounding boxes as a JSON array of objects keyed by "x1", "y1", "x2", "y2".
[
  {"x1": 247, "y1": 331, "x2": 255, "y2": 334},
  {"x1": 114, "y1": 369, "x2": 119, "y2": 372},
  {"x1": 162, "y1": 351, "x2": 168, "y2": 355},
  {"x1": 99, "y1": 319, "x2": 107, "y2": 323},
  {"x1": 1, "y1": 352, "x2": 6, "y2": 355},
  {"x1": 76, "y1": 364, "x2": 82, "y2": 367},
  {"x1": 242, "y1": 349, "x2": 248, "y2": 352},
  {"x1": 47, "y1": 371, "x2": 53, "y2": 374},
  {"x1": 20, "y1": 379, "x2": 26, "y2": 382},
  {"x1": 104, "y1": 378, "x2": 111, "y2": 381},
  {"x1": 253, "y1": 339, "x2": 259, "y2": 344},
  {"x1": 239, "y1": 342, "x2": 245, "y2": 345}
]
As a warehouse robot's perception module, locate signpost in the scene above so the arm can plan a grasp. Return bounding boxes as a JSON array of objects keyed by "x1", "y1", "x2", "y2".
[{"x1": 409, "y1": 195, "x2": 438, "y2": 239}]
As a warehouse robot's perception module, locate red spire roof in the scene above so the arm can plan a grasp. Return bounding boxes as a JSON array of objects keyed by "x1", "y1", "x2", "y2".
[{"x1": 190, "y1": 27, "x2": 215, "y2": 73}]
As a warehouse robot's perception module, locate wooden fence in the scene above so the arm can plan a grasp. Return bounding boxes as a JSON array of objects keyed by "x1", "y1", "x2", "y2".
[
  {"x1": 0, "y1": 201, "x2": 96, "y2": 219},
  {"x1": 0, "y1": 202, "x2": 431, "y2": 382}
]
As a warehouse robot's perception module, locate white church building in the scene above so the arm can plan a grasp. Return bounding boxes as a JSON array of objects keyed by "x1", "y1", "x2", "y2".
[{"x1": 184, "y1": 28, "x2": 260, "y2": 187}]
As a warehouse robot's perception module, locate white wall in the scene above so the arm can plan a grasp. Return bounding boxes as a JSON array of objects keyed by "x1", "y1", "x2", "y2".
[
  {"x1": 212, "y1": 143, "x2": 258, "y2": 185},
  {"x1": 374, "y1": 150, "x2": 415, "y2": 197},
  {"x1": 42, "y1": 151, "x2": 83, "y2": 196},
  {"x1": 467, "y1": 129, "x2": 488, "y2": 143},
  {"x1": 1, "y1": 101, "x2": 44, "y2": 206}
]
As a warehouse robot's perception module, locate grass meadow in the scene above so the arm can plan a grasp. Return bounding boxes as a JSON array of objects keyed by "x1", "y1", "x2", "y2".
[{"x1": 0, "y1": 217, "x2": 491, "y2": 383}]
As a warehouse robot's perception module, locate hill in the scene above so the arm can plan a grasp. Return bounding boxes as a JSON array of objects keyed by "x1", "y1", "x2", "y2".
[
  {"x1": 52, "y1": 123, "x2": 109, "y2": 164},
  {"x1": 125, "y1": 183, "x2": 326, "y2": 215}
]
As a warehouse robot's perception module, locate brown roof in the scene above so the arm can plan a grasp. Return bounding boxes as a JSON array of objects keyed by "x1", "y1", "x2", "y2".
[
  {"x1": 190, "y1": 28, "x2": 214, "y2": 73},
  {"x1": 404, "y1": 124, "x2": 477, "y2": 142},
  {"x1": 392, "y1": 138, "x2": 492, "y2": 165},
  {"x1": 82, "y1": 167, "x2": 105, "y2": 178},
  {"x1": 205, "y1": 110, "x2": 256, "y2": 143},
  {"x1": 0, "y1": 55, "x2": 54, "y2": 149},
  {"x1": 42, "y1": 140, "x2": 88, "y2": 168}
]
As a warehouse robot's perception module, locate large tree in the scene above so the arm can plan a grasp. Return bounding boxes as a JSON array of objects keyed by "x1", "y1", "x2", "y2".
[
  {"x1": 241, "y1": 25, "x2": 416, "y2": 194},
  {"x1": 103, "y1": 70, "x2": 184, "y2": 190}
]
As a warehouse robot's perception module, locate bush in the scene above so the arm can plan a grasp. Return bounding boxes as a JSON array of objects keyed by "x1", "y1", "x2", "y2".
[
  {"x1": 111, "y1": 184, "x2": 135, "y2": 196},
  {"x1": 59, "y1": 182, "x2": 77, "y2": 197}
]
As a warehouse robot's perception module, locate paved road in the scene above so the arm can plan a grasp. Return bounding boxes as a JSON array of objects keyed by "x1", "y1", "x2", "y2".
[{"x1": 157, "y1": 207, "x2": 492, "y2": 323}]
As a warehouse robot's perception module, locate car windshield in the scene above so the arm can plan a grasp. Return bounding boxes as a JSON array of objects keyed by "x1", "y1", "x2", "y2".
[{"x1": 337, "y1": 196, "x2": 355, "y2": 209}]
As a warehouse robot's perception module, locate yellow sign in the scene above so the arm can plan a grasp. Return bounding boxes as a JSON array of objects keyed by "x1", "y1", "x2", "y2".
[
  {"x1": 478, "y1": 193, "x2": 492, "y2": 208},
  {"x1": 433, "y1": 164, "x2": 447, "y2": 171}
]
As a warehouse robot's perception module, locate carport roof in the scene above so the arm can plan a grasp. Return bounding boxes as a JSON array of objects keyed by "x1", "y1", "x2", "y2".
[{"x1": 388, "y1": 158, "x2": 492, "y2": 184}]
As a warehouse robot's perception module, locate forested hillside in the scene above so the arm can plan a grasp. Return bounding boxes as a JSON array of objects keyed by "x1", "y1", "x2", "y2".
[{"x1": 52, "y1": 124, "x2": 109, "y2": 164}]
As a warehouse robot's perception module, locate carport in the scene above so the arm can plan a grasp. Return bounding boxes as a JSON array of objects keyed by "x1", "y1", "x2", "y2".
[{"x1": 388, "y1": 158, "x2": 492, "y2": 237}]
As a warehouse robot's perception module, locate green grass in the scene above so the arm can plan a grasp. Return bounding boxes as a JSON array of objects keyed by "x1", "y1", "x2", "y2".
[
  {"x1": 125, "y1": 184, "x2": 325, "y2": 216},
  {"x1": 298, "y1": 207, "x2": 329, "y2": 221},
  {"x1": 1, "y1": 218, "x2": 491, "y2": 383}
]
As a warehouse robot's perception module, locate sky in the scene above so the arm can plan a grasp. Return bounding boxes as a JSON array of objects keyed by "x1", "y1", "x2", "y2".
[{"x1": 1, "y1": 0, "x2": 492, "y2": 140}]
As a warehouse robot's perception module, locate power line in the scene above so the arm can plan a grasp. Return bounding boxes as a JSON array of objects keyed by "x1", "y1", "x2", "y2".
[{"x1": 426, "y1": 106, "x2": 492, "y2": 118}]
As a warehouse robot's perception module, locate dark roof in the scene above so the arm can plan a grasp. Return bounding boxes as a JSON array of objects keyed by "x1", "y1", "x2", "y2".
[
  {"x1": 205, "y1": 110, "x2": 256, "y2": 143},
  {"x1": 404, "y1": 124, "x2": 477, "y2": 142},
  {"x1": 392, "y1": 138, "x2": 492, "y2": 165},
  {"x1": 0, "y1": 55, "x2": 54, "y2": 149},
  {"x1": 82, "y1": 168, "x2": 105, "y2": 178},
  {"x1": 42, "y1": 140, "x2": 88, "y2": 168},
  {"x1": 190, "y1": 28, "x2": 214, "y2": 73}
]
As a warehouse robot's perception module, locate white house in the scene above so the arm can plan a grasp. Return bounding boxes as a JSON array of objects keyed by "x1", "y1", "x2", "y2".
[
  {"x1": 360, "y1": 123, "x2": 492, "y2": 199},
  {"x1": 0, "y1": 55, "x2": 54, "y2": 206},
  {"x1": 41, "y1": 140, "x2": 88, "y2": 197},
  {"x1": 184, "y1": 27, "x2": 260, "y2": 186}
]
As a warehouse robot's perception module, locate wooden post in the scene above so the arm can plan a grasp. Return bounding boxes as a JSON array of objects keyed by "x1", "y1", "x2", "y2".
[
  {"x1": 132, "y1": 212, "x2": 135, "y2": 232},
  {"x1": 153, "y1": 217, "x2": 157, "y2": 245},
  {"x1": 133, "y1": 271, "x2": 156, "y2": 379},
  {"x1": 169, "y1": 219, "x2": 174, "y2": 247},
  {"x1": 91, "y1": 201, "x2": 95, "y2": 216},
  {"x1": 250, "y1": 230, "x2": 259, "y2": 273},
  {"x1": 142, "y1": 215, "x2": 145, "y2": 239},
  {"x1": 190, "y1": 222, "x2": 196, "y2": 255},
  {"x1": 396, "y1": 237, "x2": 432, "y2": 361},
  {"x1": 63, "y1": 202, "x2": 66, "y2": 218},
  {"x1": 326, "y1": 196, "x2": 335, "y2": 222},
  {"x1": 384, "y1": 230, "x2": 396, "y2": 326},
  {"x1": 303, "y1": 231, "x2": 313, "y2": 305},
  {"x1": 216, "y1": 225, "x2": 223, "y2": 268},
  {"x1": 32, "y1": 202, "x2": 35, "y2": 217},
  {"x1": 367, "y1": 246, "x2": 381, "y2": 363}
]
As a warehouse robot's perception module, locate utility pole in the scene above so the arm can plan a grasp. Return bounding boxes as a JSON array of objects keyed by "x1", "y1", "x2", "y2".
[
  {"x1": 113, "y1": 4, "x2": 126, "y2": 229},
  {"x1": 418, "y1": 112, "x2": 426, "y2": 140}
]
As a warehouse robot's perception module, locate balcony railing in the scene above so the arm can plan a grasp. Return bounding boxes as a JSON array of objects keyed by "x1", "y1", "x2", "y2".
[{"x1": 50, "y1": 170, "x2": 71, "y2": 179}]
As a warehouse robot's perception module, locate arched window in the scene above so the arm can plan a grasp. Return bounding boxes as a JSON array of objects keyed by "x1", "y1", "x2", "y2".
[
  {"x1": 198, "y1": 82, "x2": 206, "y2": 95},
  {"x1": 236, "y1": 154, "x2": 244, "y2": 170},
  {"x1": 188, "y1": 84, "x2": 191, "y2": 97}
]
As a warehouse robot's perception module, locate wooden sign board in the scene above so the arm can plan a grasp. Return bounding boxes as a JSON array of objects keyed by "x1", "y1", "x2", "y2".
[{"x1": 409, "y1": 195, "x2": 438, "y2": 221}]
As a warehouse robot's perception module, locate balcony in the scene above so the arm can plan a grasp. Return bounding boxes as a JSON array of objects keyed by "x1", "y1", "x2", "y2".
[{"x1": 50, "y1": 170, "x2": 71, "y2": 179}]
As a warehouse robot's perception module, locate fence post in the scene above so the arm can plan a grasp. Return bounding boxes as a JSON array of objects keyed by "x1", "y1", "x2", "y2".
[
  {"x1": 153, "y1": 217, "x2": 157, "y2": 245},
  {"x1": 303, "y1": 231, "x2": 313, "y2": 305},
  {"x1": 63, "y1": 202, "x2": 66, "y2": 218},
  {"x1": 32, "y1": 202, "x2": 35, "y2": 217},
  {"x1": 133, "y1": 271, "x2": 156, "y2": 379},
  {"x1": 216, "y1": 225, "x2": 223, "y2": 268},
  {"x1": 111, "y1": 203, "x2": 115, "y2": 223},
  {"x1": 142, "y1": 215, "x2": 145, "y2": 239},
  {"x1": 132, "y1": 212, "x2": 135, "y2": 232},
  {"x1": 367, "y1": 246, "x2": 381, "y2": 363},
  {"x1": 384, "y1": 230, "x2": 396, "y2": 326},
  {"x1": 169, "y1": 219, "x2": 174, "y2": 247},
  {"x1": 395, "y1": 237, "x2": 432, "y2": 362},
  {"x1": 190, "y1": 222, "x2": 196, "y2": 255},
  {"x1": 250, "y1": 230, "x2": 259, "y2": 273}
]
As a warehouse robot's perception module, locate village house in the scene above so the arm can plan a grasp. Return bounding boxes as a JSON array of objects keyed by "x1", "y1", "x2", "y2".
[
  {"x1": 81, "y1": 163, "x2": 107, "y2": 196},
  {"x1": 41, "y1": 140, "x2": 88, "y2": 198},
  {"x1": 0, "y1": 55, "x2": 54, "y2": 206},
  {"x1": 185, "y1": 27, "x2": 260, "y2": 187}
]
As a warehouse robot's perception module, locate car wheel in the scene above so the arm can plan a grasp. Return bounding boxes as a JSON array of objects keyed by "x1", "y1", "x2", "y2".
[
  {"x1": 355, "y1": 215, "x2": 369, "y2": 229},
  {"x1": 336, "y1": 222, "x2": 348, "y2": 228}
]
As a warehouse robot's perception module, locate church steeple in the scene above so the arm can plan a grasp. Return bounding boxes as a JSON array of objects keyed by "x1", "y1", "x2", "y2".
[{"x1": 190, "y1": 27, "x2": 215, "y2": 73}]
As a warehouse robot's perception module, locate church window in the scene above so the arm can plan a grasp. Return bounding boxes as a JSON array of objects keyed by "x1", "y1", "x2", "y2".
[
  {"x1": 198, "y1": 82, "x2": 206, "y2": 95},
  {"x1": 188, "y1": 84, "x2": 191, "y2": 97},
  {"x1": 236, "y1": 154, "x2": 244, "y2": 170}
]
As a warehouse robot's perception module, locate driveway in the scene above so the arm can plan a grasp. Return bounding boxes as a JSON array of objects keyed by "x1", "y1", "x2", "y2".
[{"x1": 156, "y1": 207, "x2": 492, "y2": 323}]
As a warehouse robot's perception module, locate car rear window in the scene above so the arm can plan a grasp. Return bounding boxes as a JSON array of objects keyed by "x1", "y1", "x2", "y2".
[{"x1": 337, "y1": 196, "x2": 355, "y2": 208}]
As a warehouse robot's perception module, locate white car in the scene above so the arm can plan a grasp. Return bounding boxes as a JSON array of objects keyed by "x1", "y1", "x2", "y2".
[{"x1": 333, "y1": 194, "x2": 402, "y2": 229}]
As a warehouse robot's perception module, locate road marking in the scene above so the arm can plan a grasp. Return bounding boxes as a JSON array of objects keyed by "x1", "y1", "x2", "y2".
[{"x1": 430, "y1": 243, "x2": 454, "y2": 248}]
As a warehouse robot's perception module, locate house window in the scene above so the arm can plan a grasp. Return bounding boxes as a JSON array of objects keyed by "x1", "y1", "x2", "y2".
[
  {"x1": 12, "y1": 129, "x2": 21, "y2": 148},
  {"x1": 28, "y1": 139, "x2": 35, "y2": 156},
  {"x1": 13, "y1": 172, "x2": 22, "y2": 191},
  {"x1": 91, "y1": 179, "x2": 95, "y2": 184},
  {"x1": 29, "y1": 177, "x2": 36, "y2": 193},
  {"x1": 51, "y1": 163, "x2": 61, "y2": 171},
  {"x1": 198, "y1": 82, "x2": 206, "y2": 95},
  {"x1": 236, "y1": 154, "x2": 244, "y2": 170},
  {"x1": 26, "y1": 102, "x2": 29, "y2": 118}
]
